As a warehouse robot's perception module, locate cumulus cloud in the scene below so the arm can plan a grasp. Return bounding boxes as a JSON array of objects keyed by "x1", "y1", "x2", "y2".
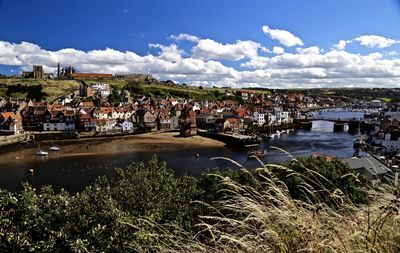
[
  {"x1": 355, "y1": 35, "x2": 398, "y2": 48},
  {"x1": 296, "y1": 46, "x2": 321, "y2": 55},
  {"x1": 192, "y1": 39, "x2": 262, "y2": 61},
  {"x1": 272, "y1": 46, "x2": 284, "y2": 55},
  {"x1": 332, "y1": 40, "x2": 351, "y2": 50},
  {"x1": 170, "y1": 33, "x2": 200, "y2": 43},
  {"x1": 1, "y1": 28, "x2": 400, "y2": 89},
  {"x1": 262, "y1": 25, "x2": 303, "y2": 47}
]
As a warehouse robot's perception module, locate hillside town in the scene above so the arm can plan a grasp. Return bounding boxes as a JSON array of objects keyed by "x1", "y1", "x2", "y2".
[
  {"x1": 3, "y1": 66, "x2": 400, "y2": 185},
  {"x1": 0, "y1": 75, "x2": 346, "y2": 137}
]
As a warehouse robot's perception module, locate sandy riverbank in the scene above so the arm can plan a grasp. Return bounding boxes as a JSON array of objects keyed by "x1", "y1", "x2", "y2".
[
  {"x1": 58, "y1": 132, "x2": 225, "y2": 156},
  {"x1": 0, "y1": 132, "x2": 225, "y2": 162}
]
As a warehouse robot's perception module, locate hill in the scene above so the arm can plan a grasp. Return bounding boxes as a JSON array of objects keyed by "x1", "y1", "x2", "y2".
[{"x1": 0, "y1": 78, "x2": 80, "y2": 101}]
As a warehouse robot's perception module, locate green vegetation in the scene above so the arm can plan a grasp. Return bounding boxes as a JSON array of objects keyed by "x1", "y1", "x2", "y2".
[
  {"x1": 1, "y1": 155, "x2": 395, "y2": 252},
  {"x1": 84, "y1": 78, "x2": 270, "y2": 102},
  {"x1": 0, "y1": 78, "x2": 80, "y2": 101}
]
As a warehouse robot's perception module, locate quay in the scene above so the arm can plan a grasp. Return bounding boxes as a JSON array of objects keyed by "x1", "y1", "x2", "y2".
[{"x1": 197, "y1": 129, "x2": 258, "y2": 147}]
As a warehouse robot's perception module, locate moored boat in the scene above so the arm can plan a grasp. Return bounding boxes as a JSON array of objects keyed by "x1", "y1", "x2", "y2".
[
  {"x1": 36, "y1": 143, "x2": 49, "y2": 156},
  {"x1": 247, "y1": 149, "x2": 267, "y2": 159},
  {"x1": 49, "y1": 146, "x2": 60, "y2": 151}
]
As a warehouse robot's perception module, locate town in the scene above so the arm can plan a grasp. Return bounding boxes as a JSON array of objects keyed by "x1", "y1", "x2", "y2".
[{"x1": 1, "y1": 64, "x2": 400, "y2": 185}]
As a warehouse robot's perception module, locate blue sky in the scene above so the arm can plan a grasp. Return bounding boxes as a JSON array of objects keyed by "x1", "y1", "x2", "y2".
[{"x1": 0, "y1": 0, "x2": 400, "y2": 88}]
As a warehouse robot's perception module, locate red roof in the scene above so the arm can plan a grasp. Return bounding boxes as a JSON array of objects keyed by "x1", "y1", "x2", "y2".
[
  {"x1": 72, "y1": 73, "x2": 112, "y2": 78},
  {"x1": 1, "y1": 112, "x2": 21, "y2": 121}
]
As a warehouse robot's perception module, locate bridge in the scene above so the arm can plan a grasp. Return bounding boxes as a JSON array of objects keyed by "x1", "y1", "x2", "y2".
[
  {"x1": 295, "y1": 117, "x2": 367, "y2": 132},
  {"x1": 296, "y1": 117, "x2": 356, "y2": 124}
]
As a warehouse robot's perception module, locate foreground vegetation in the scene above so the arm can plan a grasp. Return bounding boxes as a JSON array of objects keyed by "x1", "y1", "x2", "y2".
[{"x1": 1, "y1": 156, "x2": 399, "y2": 252}]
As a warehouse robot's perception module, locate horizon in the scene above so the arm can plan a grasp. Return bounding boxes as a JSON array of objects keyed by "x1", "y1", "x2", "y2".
[{"x1": 0, "y1": 0, "x2": 400, "y2": 88}]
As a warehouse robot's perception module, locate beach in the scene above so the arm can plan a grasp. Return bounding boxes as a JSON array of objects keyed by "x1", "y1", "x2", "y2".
[{"x1": 0, "y1": 132, "x2": 225, "y2": 163}]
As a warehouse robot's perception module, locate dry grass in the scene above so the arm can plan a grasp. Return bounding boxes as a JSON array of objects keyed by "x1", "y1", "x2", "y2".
[
  {"x1": 0, "y1": 78, "x2": 79, "y2": 100},
  {"x1": 132, "y1": 158, "x2": 400, "y2": 253}
]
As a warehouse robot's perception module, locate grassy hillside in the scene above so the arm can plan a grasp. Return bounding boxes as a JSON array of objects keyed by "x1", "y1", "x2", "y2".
[
  {"x1": 0, "y1": 76, "x2": 272, "y2": 102},
  {"x1": 0, "y1": 78, "x2": 80, "y2": 101},
  {"x1": 85, "y1": 78, "x2": 271, "y2": 101}
]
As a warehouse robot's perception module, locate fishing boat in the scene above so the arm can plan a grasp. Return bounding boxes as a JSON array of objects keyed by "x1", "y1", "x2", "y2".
[
  {"x1": 247, "y1": 149, "x2": 267, "y2": 159},
  {"x1": 36, "y1": 145, "x2": 49, "y2": 156}
]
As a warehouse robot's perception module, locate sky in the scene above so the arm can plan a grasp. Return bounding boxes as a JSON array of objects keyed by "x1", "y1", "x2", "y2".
[{"x1": 0, "y1": 0, "x2": 400, "y2": 88}]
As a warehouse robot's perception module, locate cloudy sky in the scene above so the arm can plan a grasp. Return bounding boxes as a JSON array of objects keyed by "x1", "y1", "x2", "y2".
[{"x1": 1, "y1": 0, "x2": 400, "y2": 88}]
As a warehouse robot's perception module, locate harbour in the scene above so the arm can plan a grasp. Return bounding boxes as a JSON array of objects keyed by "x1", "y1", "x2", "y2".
[{"x1": 0, "y1": 109, "x2": 364, "y2": 192}]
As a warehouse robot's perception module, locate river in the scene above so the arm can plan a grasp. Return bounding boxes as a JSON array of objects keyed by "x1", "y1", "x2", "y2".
[{"x1": 0, "y1": 109, "x2": 364, "y2": 192}]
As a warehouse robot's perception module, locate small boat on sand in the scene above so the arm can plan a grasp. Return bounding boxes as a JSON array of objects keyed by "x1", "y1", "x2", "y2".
[
  {"x1": 36, "y1": 143, "x2": 48, "y2": 156},
  {"x1": 49, "y1": 146, "x2": 60, "y2": 151}
]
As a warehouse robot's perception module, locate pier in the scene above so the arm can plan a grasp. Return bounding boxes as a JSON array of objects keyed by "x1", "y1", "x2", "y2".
[{"x1": 197, "y1": 130, "x2": 258, "y2": 147}]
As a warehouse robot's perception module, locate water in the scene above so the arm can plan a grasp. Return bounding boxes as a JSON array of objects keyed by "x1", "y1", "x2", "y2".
[{"x1": 0, "y1": 110, "x2": 364, "y2": 192}]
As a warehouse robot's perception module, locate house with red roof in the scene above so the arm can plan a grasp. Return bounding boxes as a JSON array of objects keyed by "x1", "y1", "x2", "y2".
[{"x1": 0, "y1": 112, "x2": 23, "y2": 135}]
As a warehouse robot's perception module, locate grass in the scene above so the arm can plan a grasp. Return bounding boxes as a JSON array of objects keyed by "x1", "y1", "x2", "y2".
[
  {"x1": 83, "y1": 78, "x2": 271, "y2": 96},
  {"x1": 0, "y1": 78, "x2": 80, "y2": 101},
  {"x1": 130, "y1": 157, "x2": 400, "y2": 253}
]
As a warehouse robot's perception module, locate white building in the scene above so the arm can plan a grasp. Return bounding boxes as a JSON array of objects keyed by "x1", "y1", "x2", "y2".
[
  {"x1": 43, "y1": 122, "x2": 75, "y2": 131},
  {"x1": 253, "y1": 112, "x2": 265, "y2": 126},
  {"x1": 122, "y1": 120, "x2": 134, "y2": 132}
]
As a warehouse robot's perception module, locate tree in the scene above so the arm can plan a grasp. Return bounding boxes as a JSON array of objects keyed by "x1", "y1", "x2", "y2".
[
  {"x1": 277, "y1": 156, "x2": 369, "y2": 205},
  {"x1": 125, "y1": 81, "x2": 145, "y2": 95}
]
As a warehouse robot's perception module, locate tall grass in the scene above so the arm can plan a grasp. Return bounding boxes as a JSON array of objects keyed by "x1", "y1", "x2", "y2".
[{"x1": 131, "y1": 157, "x2": 400, "y2": 253}]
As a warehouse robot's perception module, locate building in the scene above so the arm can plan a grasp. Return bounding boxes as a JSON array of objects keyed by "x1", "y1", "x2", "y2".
[
  {"x1": 43, "y1": 109, "x2": 76, "y2": 131},
  {"x1": 72, "y1": 73, "x2": 113, "y2": 80},
  {"x1": 0, "y1": 112, "x2": 23, "y2": 135},
  {"x1": 343, "y1": 155, "x2": 394, "y2": 183},
  {"x1": 77, "y1": 113, "x2": 97, "y2": 132},
  {"x1": 196, "y1": 113, "x2": 216, "y2": 129},
  {"x1": 20, "y1": 102, "x2": 48, "y2": 130},
  {"x1": 21, "y1": 65, "x2": 48, "y2": 79}
]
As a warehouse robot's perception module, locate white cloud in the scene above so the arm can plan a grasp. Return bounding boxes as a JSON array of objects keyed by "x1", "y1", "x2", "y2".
[
  {"x1": 262, "y1": 25, "x2": 303, "y2": 47},
  {"x1": 355, "y1": 35, "x2": 398, "y2": 48},
  {"x1": 170, "y1": 33, "x2": 200, "y2": 43},
  {"x1": 332, "y1": 40, "x2": 351, "y2": 51},
  {"x1": 1, "y1": 28, "x2": 400, "y2": 89},
  {"x1": 272, "y1": 46, "x2": 284, "y2": 55},
  {"x1": 296, "y1": 46, "x2": 321, "y2": 55},
  {"x1": 149, "y1": 43, "x2": 184, "y2": 62},
  {"x1": 192, "y1": 39, "x2": 262, "y2": 61}
]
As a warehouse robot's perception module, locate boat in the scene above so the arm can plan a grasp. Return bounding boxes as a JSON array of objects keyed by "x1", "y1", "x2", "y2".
[
  {"x1": 265, "y1": 133, "x2": 275, "y2": 139},
  {"x1": 247, "y1": 149, "x2": 267, "y2": 159},
  {"x1": 49, "y1": 146, "x2": 60, "y2": 151},
  {"x1": 36, "y1": 143, "x2": 49, "y2": 156},
  {"x1": 49, "y1": 138, "x2": 61, "y2": 151},
  {"x1": 244, "y1": 143, "x2": 260, "y2": 148},
  {"x1": 36, "y1": 150, "x2": 49, "y2": 156}
]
